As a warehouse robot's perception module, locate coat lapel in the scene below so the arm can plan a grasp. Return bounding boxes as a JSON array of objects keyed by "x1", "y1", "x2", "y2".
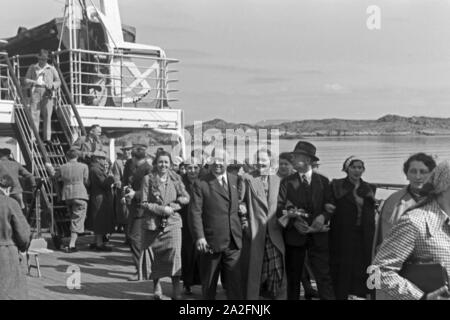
[
  {"x1": 268, "y1": 174, "x2": 280, "y2": 214},
  {"x1": 310, "y1": 172, "x2": 324, "y2": 214},
  {"x1": 208, "y1": 173, "x2": 229, "y2": 200},
  {"x1": 247, "y1": 174, "x2": 268, "y2": 212},
  {"x1": 228, "y1": 173, "x2": 237, "y2": 205}
]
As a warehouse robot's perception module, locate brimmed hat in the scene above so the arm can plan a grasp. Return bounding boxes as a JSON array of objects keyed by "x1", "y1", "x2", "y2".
[
  {"x1": 133, "y1": 143, "x2": 147, "y2": 150},
  {"x1": 290, "y1": 141, "x2": 319, "y2": 162},
  {"x1": 120, "y1": 141, "x2": 133, "y2": 150},
  {"x1": 92, "y1": 150, "x2": 107, "y2": 158}
]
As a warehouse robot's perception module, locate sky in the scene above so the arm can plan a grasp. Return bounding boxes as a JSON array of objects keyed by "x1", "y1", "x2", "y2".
[{"x1": 2, "y1": 0, "x2": 450, "y2": 124}]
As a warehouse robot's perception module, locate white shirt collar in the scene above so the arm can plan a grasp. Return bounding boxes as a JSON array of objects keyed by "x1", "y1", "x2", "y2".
[
  {"x1": 298, "y1": 169, "x2": 313, "y2": 184},
  {"x1": 215, "y1": 172, "x2": 228, "y2": 184}
]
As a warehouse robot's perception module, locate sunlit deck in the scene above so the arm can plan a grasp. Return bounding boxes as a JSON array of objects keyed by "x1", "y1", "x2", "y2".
[{"x1": 26, "y1": 233, "x2": 225, "y2": 300}]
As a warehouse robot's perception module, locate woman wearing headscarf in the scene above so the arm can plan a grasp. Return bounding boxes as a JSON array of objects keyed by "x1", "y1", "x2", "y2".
[
  {"x1": 0, "y1": 174, "x2": 31, "y2": 300},
  {"x1": 329, "y1": 156, "x2": 377, "y2": 300},
  {"x1": 372, "y1": 160, "x2": 450, "y2": 300},
  {"x1": 140, "y1": 151, "x2": 190, "y2": 300},
  {"x1": 180, "y1": 159, "x2": 201, "y2": 295},
  {"x1": 373, "y1": 153, "x2": 436, "y2": 253},
  {"x1": 240, "y1": 149, "x2": 287, "y2": 300}
]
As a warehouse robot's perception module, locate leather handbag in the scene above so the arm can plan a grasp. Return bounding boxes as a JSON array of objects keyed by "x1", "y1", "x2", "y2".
[{"x1": 399, "y1": 262, "x2": 449, "y2": 293}]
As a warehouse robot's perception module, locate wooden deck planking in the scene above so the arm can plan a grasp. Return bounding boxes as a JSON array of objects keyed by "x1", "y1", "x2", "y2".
[{"x1": 26, "y1": 233, "x2": 226, "y2": 300}]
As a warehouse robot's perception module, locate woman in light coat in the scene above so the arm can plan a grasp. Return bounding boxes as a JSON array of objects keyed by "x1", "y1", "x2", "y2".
[{"x1": 140, "y1": 151, "x2": 190, "y2": 300}]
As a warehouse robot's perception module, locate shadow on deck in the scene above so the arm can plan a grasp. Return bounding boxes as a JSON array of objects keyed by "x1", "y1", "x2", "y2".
[{"x1": 26, "y1": 233, "x2": 226, "y2": 300}]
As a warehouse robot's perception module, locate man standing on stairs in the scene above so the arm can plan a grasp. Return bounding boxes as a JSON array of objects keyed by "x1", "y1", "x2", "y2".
[
  {"x1": 73, "y1": 124, "x2": 104, "y2": 164},
  {"x1": 0, "y1": 148, "x2": 36, "y2": 209},
  {"x1": 46, "y1": 148, "x2": 89, "y2": 253},
  {"x1": 25, "y1": 49, "x2": 61, "y2": 144}
]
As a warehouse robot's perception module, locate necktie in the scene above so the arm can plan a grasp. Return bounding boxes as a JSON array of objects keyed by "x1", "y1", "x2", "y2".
[
  {"x1": 301, "y1": 174, "x2": 308, "y2": 186},
  {"x1": 222, "y1": 176, "x2": 228, "y2": 192}
]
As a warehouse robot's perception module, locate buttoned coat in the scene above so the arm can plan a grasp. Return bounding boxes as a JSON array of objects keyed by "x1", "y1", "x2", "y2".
[
  {"x1": 277, "y1": 172, "x2": 333, "y2": 247},
  {"x1": 87, "y1": 162, "x2": 115, "y2": 234},
  {"x1": 189, "y1": 172, "x2": 242, "y2": 252}
]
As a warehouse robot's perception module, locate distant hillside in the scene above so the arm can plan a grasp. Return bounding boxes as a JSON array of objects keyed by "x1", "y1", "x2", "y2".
[
  {"x1": 254, "y1": 119, "x2": 291, "y2": 126},
  {"x1": 185, "y1": 115, "x2": 450, "y2": 138}
]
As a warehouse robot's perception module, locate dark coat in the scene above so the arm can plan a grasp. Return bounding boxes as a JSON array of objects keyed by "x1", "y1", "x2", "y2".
[
  {"x1": 0, "y1": 193, "x2": 30, "y2": 300},
  {"x1": 277, "y1": 172, "x2": 333, "y2": 247},
  {"x1": 180, "y1": 175, "x2": 201, "y2": 287},
  {"x1": 87, "y1": 162, "x2": 115, "y2": 234},
  {"x1": 111, "y1": 158, "x2": 128, "y2": 225},
  {"x1": 329, "y1": 178, "x2": 377, "y2": 299},
  {"x1": 189, "y1": 172, "x2": 242, "y2": 252}
]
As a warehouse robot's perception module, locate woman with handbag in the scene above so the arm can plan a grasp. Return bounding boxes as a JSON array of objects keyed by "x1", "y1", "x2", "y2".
[
  {"x1": 0, "y1": 174, "x2": 31, "y2": 300},
  {"x1": 329, "y1": 156, "x2": 377, "y2": 300},
  {"x1": 372, "y1": 160, "x2": 450, "y2": 300},
  {"x1": 140, "y1": 151, "x2": 190, "y2": 300}
]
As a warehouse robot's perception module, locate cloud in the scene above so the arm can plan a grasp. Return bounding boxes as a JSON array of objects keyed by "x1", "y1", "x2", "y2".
[{"x1": 324, "y1": 83, "x2": 351, "y2": 94}]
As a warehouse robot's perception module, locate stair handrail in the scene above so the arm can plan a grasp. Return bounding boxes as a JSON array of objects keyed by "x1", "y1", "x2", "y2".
[
  {"x1": 51, "y1": 54, "x2": 87, "y2": 138},
  {"x1": 1, "y1": 52, "x2": 51, "y2": 165}
]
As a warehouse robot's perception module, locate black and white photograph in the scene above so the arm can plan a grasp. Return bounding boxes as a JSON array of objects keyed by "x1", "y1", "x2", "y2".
[{"x1": 1, "y1": 0, "x2": 450, "y2": 304}]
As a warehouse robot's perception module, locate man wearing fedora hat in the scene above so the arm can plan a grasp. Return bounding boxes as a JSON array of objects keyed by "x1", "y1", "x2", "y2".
[
  {"x1": 25, "y1": 49, "x2": 61, "y2": 144},
  {"x1": 277, "y1": 141, "x2": 336, "y2": 300}
]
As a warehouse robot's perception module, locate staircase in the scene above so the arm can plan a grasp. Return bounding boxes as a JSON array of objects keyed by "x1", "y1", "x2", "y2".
[{"x1": 1, "y1": 52, "x2": 87, "y2": 248}]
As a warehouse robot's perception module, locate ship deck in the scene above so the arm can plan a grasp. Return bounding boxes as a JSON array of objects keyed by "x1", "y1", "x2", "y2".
[{"x1": 26, "y1": 233, "x2": 226, "y2": 300}]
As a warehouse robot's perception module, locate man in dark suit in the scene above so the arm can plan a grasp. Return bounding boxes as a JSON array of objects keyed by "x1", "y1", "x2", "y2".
[
  {"x1": 277, "y1": 141, "x2": 336, "y2": 300},
  {"x1": 189, "y1": 148, "x2": 243, "y2": 300}
]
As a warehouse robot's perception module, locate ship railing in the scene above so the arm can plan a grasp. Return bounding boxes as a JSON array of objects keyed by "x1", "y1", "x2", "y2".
[
  {"x1": 51, "y1": 48, "x2": 179, "y2": 109},
  {"x1": 51, "y1": 55, "x2": 87, "y2": 144},
  {"x1": 0, "y1": 52, "x2": 54, "y2": 228},
  {"x1": 373, "y1": 183, "x2": 405, "y2": 191},
  {"x1": 6, "y1": 53, "x2": 86, "y2": 143},
  {"x1": 0, "y1": 55, "x2": 13, "y2": 100}
]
